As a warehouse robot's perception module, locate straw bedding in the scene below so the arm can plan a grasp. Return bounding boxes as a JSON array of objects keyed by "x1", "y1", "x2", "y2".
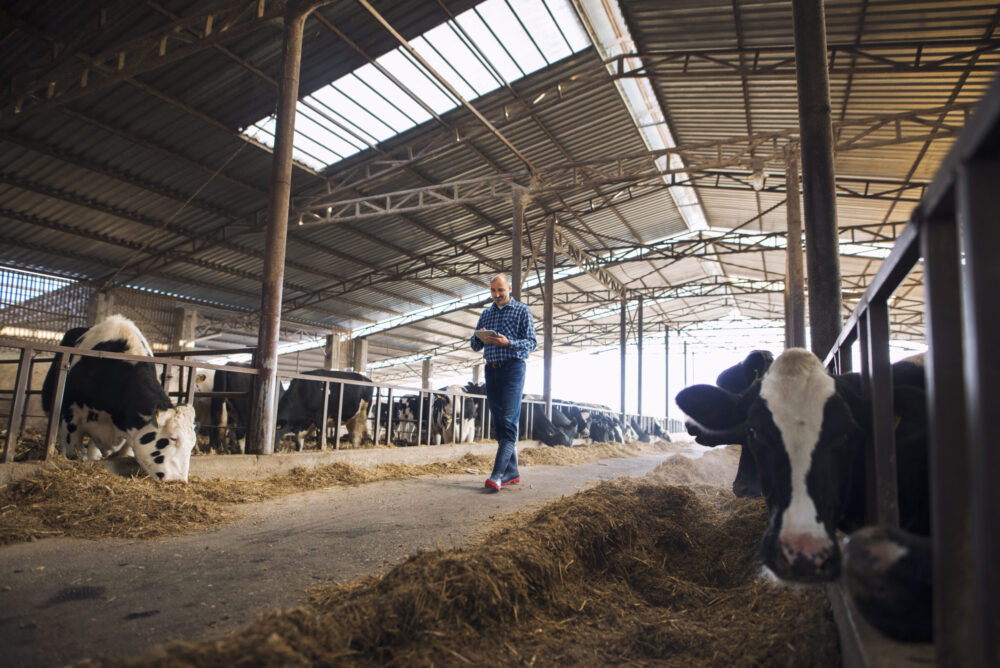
[
  {"x1": 114, "y1": 475, "x2": 838, "y2": 667},
  {"x1": 0, "y1": 440, "x2": 674, "y2": 544}
]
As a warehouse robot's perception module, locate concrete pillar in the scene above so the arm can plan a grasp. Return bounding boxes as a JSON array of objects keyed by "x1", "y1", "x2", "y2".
[
  {"x1": 352, "y1": 337, "x2": 368, "y2": 374},
  {"x1": 171, "y1": 307, "x2": 197, "y2": 350},
  {"x1": 421, "y1": 359, "x2": 432, "y2": 390},
  {"x1": 87, "y1": 291, "x2": 115, "y2": 325},
  {"x1": 248, "y1": 5, "x2": 309, "y2": 456},
  {"x1": 792, "y1": 0, "x2": 843, "y2": 357},
  {"x1": 324, "y1": 331, "x2": 344, "y2": 370}
]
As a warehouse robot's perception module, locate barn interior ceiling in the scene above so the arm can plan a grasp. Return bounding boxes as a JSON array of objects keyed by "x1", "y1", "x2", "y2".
[{"x1": 1, "y1": 0, "x2": 997, "y2": 383}]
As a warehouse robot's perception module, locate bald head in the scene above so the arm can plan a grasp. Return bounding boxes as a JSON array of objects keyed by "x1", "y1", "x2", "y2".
[{"x1": 490, "y1": 274, "x2": 512, "y2": 307}]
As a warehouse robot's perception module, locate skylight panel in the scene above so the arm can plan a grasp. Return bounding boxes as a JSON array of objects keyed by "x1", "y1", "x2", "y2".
[
  {"x1": 411, "y1": 35, "x2": 478, "y2": 100},
  {"x1": 353, "y1": 64, "x2": 428, "y2": 129},
  {"x1": 379, "y1": 49, "x2": 458, "y2": 113},
  {"x1": 476, "y1": 1, "x2": 546, "y2": 73},
  {"x1": 243, "y1": 0, "x2": 591, "y2": 170},
  {"x1": 310, "y1": 83, "x2": 392, "y2": 143},
  {"x1": 509, "y1": 0, "x2": 573, "y2": 64},
  {"x1": 455, "y1": 11, "x2": 523, "y2": 82}
]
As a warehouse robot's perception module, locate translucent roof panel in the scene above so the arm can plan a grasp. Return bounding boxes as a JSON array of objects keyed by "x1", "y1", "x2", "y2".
[{"x1": 243, "y1": 0, "x2": 591, "y2": 170}]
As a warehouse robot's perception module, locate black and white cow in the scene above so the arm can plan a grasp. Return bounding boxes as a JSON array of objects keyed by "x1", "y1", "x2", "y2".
[
  {"x1": 433, "y1": 384, "x2": 479, "y2": 444},
  {"x1": 586, "y1": 412, "x2": 625, "y2": 443},
  {"x1": 276, "y1": 369, "x2": 373, "y2": 450},
  {"x1": 209, "y1": 362, "x2": 255, "y2": 454},
  {"x1": 678, "y1": 350, "x2": 774, "y2": 498},
  {"x1": 40, "y1": 316, "x2": 198, "y2": 482},
  {"x1": 676, "y1": 347, "x2": 931, "y2": 641},
  {"x1": 530, "y1": 403, "x2": 576, "y2": 446}
]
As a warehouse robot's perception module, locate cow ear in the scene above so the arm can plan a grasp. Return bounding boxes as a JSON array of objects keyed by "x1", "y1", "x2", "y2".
[{"x1": 676, "y1": 384, "x2": 745, "y2": 429}]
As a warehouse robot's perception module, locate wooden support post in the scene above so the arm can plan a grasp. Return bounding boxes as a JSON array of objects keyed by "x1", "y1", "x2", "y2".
[
  {"x1": 784, "y1": 145, "x2": 806, "y2": 349},
  {"x1": 792, "y1": 0, "x2": 843, "y2": 357},
  {"x1": 248, "y1": 5, "x2": 309, "y2": 455},
  {"x1": 620, "y1": 297, "x2": 627, "y2": 420},
  {"x1": 637, "y1": 296, "x2": 644, "y2": 416},
  {"x1": 543, "y1": 216, "x2": 554, "y2": 419},
  {"x1": 512, "y1": 187, "x2": 525, "y2": 301}
]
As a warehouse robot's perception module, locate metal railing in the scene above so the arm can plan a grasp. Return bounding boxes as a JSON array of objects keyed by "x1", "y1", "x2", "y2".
[{"x1": 822, "y1": 73, "x2": 1000, "y2": 667}]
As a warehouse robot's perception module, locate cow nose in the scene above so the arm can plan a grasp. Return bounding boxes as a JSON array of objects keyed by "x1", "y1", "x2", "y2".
[{"x1": 780, "y1": 533, "x2": 835, "y2": 571}]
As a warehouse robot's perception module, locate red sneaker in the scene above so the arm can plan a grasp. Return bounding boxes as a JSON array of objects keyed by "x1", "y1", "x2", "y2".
[
  {"x1": 501, "y1": 476, "x2": 520, "y2": 487},
  {"x1": 484, "y1": 479, "x2": 501, "y2": 492}
]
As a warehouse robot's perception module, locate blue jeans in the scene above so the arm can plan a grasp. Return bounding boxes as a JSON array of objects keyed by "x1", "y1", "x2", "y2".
[{"x1": 485, "y1": 359, "x2": 525, "y2": 483}]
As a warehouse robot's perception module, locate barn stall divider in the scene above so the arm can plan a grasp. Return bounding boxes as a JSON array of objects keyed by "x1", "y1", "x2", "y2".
[
  {"x1": 2, "y1": 339, "x2": 671, "y2": 460},
  {"x1": 820, "y1": 72, "x2": 1000, "y2": 668}
]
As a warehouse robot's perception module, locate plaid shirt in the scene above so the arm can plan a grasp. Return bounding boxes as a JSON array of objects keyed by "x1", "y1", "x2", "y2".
[{"x1": 470, "y1": 298, "x2": 537, "y2": 363}]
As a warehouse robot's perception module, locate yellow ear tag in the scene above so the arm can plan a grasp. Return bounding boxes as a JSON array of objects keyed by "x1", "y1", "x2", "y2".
[{"x1": 893, "y1": 415, "x2": 902, "y2": 430}]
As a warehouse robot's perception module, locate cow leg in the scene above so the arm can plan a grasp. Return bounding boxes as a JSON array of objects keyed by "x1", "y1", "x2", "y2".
[{"x1": 296, "y1": 430, "x2": 307, "y2": 451}]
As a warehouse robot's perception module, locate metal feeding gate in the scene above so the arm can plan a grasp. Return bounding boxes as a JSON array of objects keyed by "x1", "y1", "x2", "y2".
[{"x1": 822, "y1": 74, "x2": 1000, "y2": 667}]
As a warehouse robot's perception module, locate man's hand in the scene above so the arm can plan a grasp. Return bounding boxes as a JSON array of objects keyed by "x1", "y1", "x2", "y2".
[{"x1": 479, "y1": 328, "x2": 509, "y2": 347}]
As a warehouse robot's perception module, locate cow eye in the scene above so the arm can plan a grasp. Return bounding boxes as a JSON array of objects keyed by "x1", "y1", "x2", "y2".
[{"x1": 746, "y1": 426, "x2": 756, "y2": 440}]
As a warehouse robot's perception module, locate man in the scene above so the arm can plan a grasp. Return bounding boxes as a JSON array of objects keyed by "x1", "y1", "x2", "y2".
[{"x1": 470, "y1": 273, "x2": 537, "y2": 492}]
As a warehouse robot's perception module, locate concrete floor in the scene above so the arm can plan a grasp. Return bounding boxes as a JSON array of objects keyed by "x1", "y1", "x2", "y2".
[{"x1": 0, "y1": 453, "x2": 673, "y2": 667}]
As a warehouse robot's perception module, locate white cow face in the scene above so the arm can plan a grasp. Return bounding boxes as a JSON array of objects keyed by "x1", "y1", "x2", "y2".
[{"x1": 132, "y1": 405, "x2": 198, "y2": 481}]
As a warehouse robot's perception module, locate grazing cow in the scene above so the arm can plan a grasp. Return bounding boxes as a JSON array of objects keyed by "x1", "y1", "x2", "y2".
[
  {"x1": 276, "y1": 370, "x2": 373, "y2": 450},
  {"x1": 629, "y1": 417, "x2": 651, "y2": 443},
  {"x1": 40, "y1": 316, "x2": 197, "y2": 482},
  {"x1": 587, "y1": 413, "x2": 624, "y2": 443},
  {"x1": 433, "y1": 384, "x2": 479, "y2": 444},
  {"x1": 210, "y1": 362, "x2": 254, "y2": 454},
  {"x1": 530, "y1": 403, "x2": 576, "y2": 446},
  {"x1": 678, "y1": 350, "x2": 774, "y2": 498},
  {"x1": 676, "y1": 347, "x2": 931, "y2": 640}
]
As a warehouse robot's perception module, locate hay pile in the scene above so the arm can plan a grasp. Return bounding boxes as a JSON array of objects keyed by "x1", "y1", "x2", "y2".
[
  {"x1": 0, "y1": 441, "x2": 674, "y2": 545},
  {"x1": 114, "y1": 480, "x2": 839, "y2": 667}
]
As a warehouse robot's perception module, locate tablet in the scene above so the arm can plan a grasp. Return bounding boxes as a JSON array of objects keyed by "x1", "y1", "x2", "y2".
[{"x1": 475, "y1": 330, "x2": 499, "y2": 342}]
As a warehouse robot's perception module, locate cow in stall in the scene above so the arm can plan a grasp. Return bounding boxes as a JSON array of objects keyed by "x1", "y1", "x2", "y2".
[
  {"x1": 160, "y1": 367, "x2": 214, "y2": 448},
  {"x1": 432, "y1": 384, "x2": 479, "y2": 444},
  {"x1": 40, "y1": 316, "x2": 198, "y2": 482},
  {"x1": 209, "y1": 362, "x2": 256, "y2": 454},
  {"x1": 276, "y1": 370, "x2": 373, "y2": 450},
  {"x1": 530, "y1": 402, "x2": 576, "y2": 446},
  {"x1": 679, "y1": 350, "x2": 774, "y2": 498},
  {"x1": 676, "y1": 347, "x2": 931, "y2": 642},
  {"x1": 588, "y1": 412, "x2": 625, "y2": 443},
  {"x1": 375, "y1": 394, "x2": 427, "y2": 445}
]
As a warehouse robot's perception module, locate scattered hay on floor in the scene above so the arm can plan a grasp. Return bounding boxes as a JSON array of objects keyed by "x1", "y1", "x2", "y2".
[
  {"x1": 113, "y1": 480, "x2": 839, "y2": 668},
  {"x1": 0, "y1": 440, "x2": 675, "y2": 545},
  {"x1": 0, "y1": 461, "x2": 233, "y2": 544},
  {"x1": 648, "y1": 443, "x2": 743, "y2": 489}
]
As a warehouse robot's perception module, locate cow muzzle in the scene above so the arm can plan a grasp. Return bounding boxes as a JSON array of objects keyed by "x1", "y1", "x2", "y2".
[{"x1": 764, "y1": 531, "x2": 840, "y2": 582}]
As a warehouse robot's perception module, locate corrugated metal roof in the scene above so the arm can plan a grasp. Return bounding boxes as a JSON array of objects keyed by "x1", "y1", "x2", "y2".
[{"x1": 1, "y1": 0, "x2": 995, "y2": 384}]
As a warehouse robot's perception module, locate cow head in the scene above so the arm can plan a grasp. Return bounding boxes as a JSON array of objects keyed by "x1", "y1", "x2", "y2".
[
  {"x1": 676, "y1": 349, "x2": 774, "y2": 498},
  {"x1": 678, "y1": 349, "x2": 864, "y2": 581},
  {"x1": 748, "y1": 349, "x2": 863, "y2": 582},
  {"x1": 133, "y1": 404, "x2": 198, "y2": 482}
]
